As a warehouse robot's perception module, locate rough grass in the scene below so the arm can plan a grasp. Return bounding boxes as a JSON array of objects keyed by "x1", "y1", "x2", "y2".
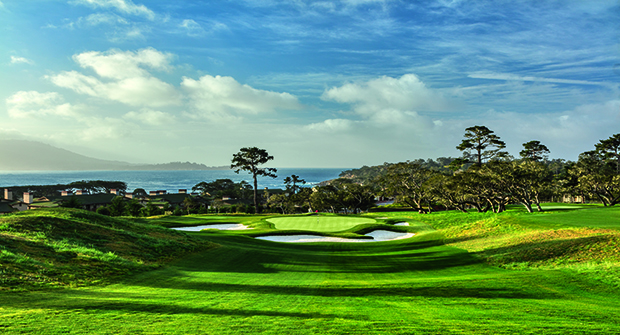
[
  {"x1": 0, "y1": 208, "x2": 214, "y2": 290},
  {"x1": 413, "y1": 204, "x2": 620, "y2": 287}
]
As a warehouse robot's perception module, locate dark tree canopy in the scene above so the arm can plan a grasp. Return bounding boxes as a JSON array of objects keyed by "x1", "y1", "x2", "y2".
[
  {"x1": 231, "y1": 147, "x2": 277, "y2": 213},
  {"x1": 283, "y1": 175, "x2": 306, "y2": 195},
  {"x1": 595, "y1": 133, "x2": 620, "y2": 173},
  {"x1": 456, "y1": 125, "x2": 507, "y2": 166},
  {"x1": 520, "y1": 140, "x2": 550, "y2": 162}
]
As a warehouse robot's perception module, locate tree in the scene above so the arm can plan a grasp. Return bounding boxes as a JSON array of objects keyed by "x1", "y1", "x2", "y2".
[
  {"x1": 231, "y1": 147, "x2": 277, "y2": 213},
  {"x1": 59, "y1": 196, "x2": 83, "y2": 209},
  {"x1": 126, "y1": 199, "x2": 143, "y2": 216},
  {"x1": 456, "y1": 126, "x2": 507, "y2": 166},
  {"x1": 107, "y1": 196, "x2": 127, "y2": 216},
  {"x1": 595, "y1": 133, "x2": 620, "y2": 174},
  {"x1": 377, "y1": 162, "x2": 437, "y2": 213},
  {"x1": 283, "y1": 175, "x2": 306, "y2": 195},
  {"x1": 520, "y1": 140, "x2": 550, "y2": 162},
  {"x1": 182, "y1": 196, "x2": 199, "y2": 215},
  {"x1": 267, "y1": 193, "x2": 292, "y2": 214}
]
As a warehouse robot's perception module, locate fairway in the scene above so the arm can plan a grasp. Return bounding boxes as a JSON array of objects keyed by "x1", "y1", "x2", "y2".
[
  {"x1": 2, "y1": 208, "x2": 620, "y2": 334},
  {"x1": 266, "y1": 215, "x2": 376, "y2": 232}
]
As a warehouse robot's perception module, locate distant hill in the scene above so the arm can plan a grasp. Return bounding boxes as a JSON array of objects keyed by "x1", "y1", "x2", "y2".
[{"x1": 0, "y1": 140, "x2": 227, "y2": 171}]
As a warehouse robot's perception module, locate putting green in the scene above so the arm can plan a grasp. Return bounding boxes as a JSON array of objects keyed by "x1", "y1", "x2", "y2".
[{"x1": 266, "y1": 216, "x2": 376, "y2": 232}]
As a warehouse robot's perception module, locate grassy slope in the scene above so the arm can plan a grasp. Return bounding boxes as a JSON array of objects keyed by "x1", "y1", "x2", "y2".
[
  {"x1": 408, "y1": 204, "x2": 620, "y2": 286},
  {"x1": 0, "y1": 208, "x2": 214, "y2": 290},
  {"x1": 1, "y1": 207, "x2": 620, "y2": 333}
]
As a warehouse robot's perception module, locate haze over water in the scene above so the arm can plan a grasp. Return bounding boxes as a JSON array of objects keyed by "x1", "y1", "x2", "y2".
[{"x1": 0, "y1": 168, "x2": 345, "y2": 192}]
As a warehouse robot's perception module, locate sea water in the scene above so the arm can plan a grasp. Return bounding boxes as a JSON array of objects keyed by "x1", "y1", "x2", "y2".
[{"x1": 0, "y1": 168, "x2": 345, "y2": 192}]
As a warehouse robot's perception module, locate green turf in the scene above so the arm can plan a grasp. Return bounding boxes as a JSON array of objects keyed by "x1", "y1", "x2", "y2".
[
  {"x1": 266, "y1": 215, "x2": 376, "y2": 232},
  {"x1": 1, "y1": 208, "x2": 620, "y2": 333}
]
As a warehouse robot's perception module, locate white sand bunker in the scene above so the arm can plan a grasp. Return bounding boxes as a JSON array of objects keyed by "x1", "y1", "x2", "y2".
[
  {"x1": 394, "y1": 222, "x2": 410, "y2": 226},
  {"x1": 171, "y1": 224, "x2": 252, "y2": 231},
  {"x1": 256, "y1": 230, "x2": 414, "y2": 243}
]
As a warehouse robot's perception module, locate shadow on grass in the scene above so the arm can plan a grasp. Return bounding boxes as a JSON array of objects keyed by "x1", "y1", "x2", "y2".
[
  {"x1": 0, "y1": 294, "x2": 350, "y2": 319},
  {"x1": 172, "y1": 235, "x2": 479, "y2": 274},
  {"x1": 129, "y1": 278, "x2": 557, "y2": 300}
]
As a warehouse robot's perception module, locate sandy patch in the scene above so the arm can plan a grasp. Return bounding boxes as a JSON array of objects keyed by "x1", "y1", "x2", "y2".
[
  {"x1": 394, "y1": 222, "x2": 409, "y2": 226},
  {"x1": 171, "y1": 224, "x2": 252, "y2": 231},
  {"x1": 256, "y1": 230, "x2": 414, "y2": 243}
]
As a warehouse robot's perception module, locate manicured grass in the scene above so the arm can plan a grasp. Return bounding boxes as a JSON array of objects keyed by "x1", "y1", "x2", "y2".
[
  {"x1": 266, "y1": 215, "x2": 376, "y2": 232},
  {"x1": 1, "y1": 207, "x2": 620, "y2": 333}
]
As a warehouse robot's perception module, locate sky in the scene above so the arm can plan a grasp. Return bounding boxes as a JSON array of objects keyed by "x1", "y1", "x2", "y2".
[{"x1": 1, "y1": 0, "x2": 619, "y2": 168}]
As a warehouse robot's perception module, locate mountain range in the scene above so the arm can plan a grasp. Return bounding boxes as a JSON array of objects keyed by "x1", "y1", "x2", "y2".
[{"x1": 0, "y1": 140, "x2": 227, "y2": 171}]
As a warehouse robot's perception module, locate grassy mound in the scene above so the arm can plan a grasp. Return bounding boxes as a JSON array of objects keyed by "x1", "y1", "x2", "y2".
[
  {"x1": 0, "y1": 208, "x2": 215, "y2": 291},
  {"x1": 414, "y1": 205, "x2": 620, "y2": 286}
]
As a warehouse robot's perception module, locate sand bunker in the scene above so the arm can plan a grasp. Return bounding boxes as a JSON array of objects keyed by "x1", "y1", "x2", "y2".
[
  {"x1": 394, "y1": 222, "x2": 410, "y2": 226},
  {"x1": 256, "y1": 230, "x2": 414, "y2": 243},
  {"x1": 171, "y1": 224, "x2": 252, "y2": 231}
]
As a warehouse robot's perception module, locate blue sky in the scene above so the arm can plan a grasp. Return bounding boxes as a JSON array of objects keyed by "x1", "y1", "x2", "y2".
[{"x1": 1, "y1": 0, "x2": 619, "y2": 167}]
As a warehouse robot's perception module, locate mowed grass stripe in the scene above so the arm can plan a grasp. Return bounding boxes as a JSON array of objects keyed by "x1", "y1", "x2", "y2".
[{"x1": 266, "y1": 216, "x2": 376, "y2": 232}]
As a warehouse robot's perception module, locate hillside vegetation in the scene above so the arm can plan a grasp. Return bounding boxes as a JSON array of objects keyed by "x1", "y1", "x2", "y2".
[
  {"x1": 402, "y1": 204, "x2": 620, "y2": 286},
  {"x1": 0, "y1": 209, "x2": 214, "y2": 290}
]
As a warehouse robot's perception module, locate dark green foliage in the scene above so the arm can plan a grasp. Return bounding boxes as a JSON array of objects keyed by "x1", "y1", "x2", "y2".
[
  {"x1": 2, "y1": 180, "x2": 127, "y2": 198},
  {"x1": 59, "y1": 196, "x2": 83, "y2": 209},
  {"x1": 283, "y1": 174, "x2": 305, "y2": 194},
  {"x1": 192, "y1": 179, "x2": 252, "y2": 199},
  {"x1": 231, "y1": 147, "x2": 277, "y2": 213},
  {"x1": 107, "y1": 196, "x2": 127, "y2": 217},
  {"x1": 520, "y1": 140, "x2": 550, "y2": 161},
  {"x1": 456, "y1": 125, "x2": 508, "y2": 166}
]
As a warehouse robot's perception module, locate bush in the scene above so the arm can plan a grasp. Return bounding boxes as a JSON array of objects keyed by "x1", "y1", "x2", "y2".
[{"x1": 96, "y1": 206, "x2": 110, "y2": 216}]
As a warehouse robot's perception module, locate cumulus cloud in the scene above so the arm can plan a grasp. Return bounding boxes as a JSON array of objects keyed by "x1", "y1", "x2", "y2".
[
  {"x1": 5, "y1": 91, "x2": 78, "y2": 119},
  {"x1": 123, "y1": 109, "x2": 173, "y2": 125},
  {"x1": 72, "y1": 48, "x2": 173, "y2": 79},
  {"x1": 48, "y1": 48, "x2": 181, "y2": 107},
  {"x1": 10, "y1": 56, "x2": 33, "y2": 65},
  {"x1": 182, "y1": 75, "x2": 302, "y2": 120},
  {"x1": 71, "y1": 0, "x2": 155, "y2": 20},
  {"x1": 305, "y1": 118, "x2": 354, "y2": 132},
  {"x1": 322, "y1": 74, "x2": 452, "y2": 118}
]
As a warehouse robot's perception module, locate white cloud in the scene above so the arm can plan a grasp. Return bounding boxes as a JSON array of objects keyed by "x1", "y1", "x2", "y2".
[
  {"x1": 123, "y1": 109, "x2": 173, "y2": 125},
  {"x1": 71, "y1": 0, "x2": 155, "y2": 20},
  {"x1": 80, "y1": 13, "x2": 128, "y2": 26},
  {"x1": 182, "y1": 75, "x2": 302, "y2": 121},
  {"x1": 5, "y1": 91, "x2": 78, "y2": 119},
  {"x1": 469, "y1": 72, "x2": 617, "y2": 88},
  {"x1": 47, "y1": 48, "x2": 181, "y2": 107},
  {"x1": 180, "y1": 19, "x2": 205, "y2": 36},
  {"x1": 305, "y1": 118, "x2": 354, "y2": 132},
  {"x1": 72, "y1": 48, "x2": 173, "y2": 79},
  {"x1": 178, "y1": 19, "x2": 228, "y2": 37},
  {"x1": 322, "y1": 74, "x2": 452, "y2": 118},
  {"x1": 10, "y1": 56, "x2": 33, "y2": 65}
]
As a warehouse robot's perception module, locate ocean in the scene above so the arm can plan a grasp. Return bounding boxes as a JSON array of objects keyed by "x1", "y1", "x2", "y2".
[{"x1": 0, "y1": 168, "x2": 345, "y2": 193}]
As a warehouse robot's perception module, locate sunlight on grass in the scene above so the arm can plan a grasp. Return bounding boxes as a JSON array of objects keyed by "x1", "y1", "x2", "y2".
[{"x1": 266, "y1": 216, "x2": 376, "y2": 232}]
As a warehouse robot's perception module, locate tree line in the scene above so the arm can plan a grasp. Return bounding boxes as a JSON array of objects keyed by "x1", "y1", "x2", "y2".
[{"x1": 370, "y1": 126, "x2": 620, "y2": 213}]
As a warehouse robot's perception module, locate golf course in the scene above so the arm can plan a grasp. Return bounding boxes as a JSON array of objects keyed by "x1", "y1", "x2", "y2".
[{"x1": 1, "y1": 205, "x2": 619, "y2": 334}]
